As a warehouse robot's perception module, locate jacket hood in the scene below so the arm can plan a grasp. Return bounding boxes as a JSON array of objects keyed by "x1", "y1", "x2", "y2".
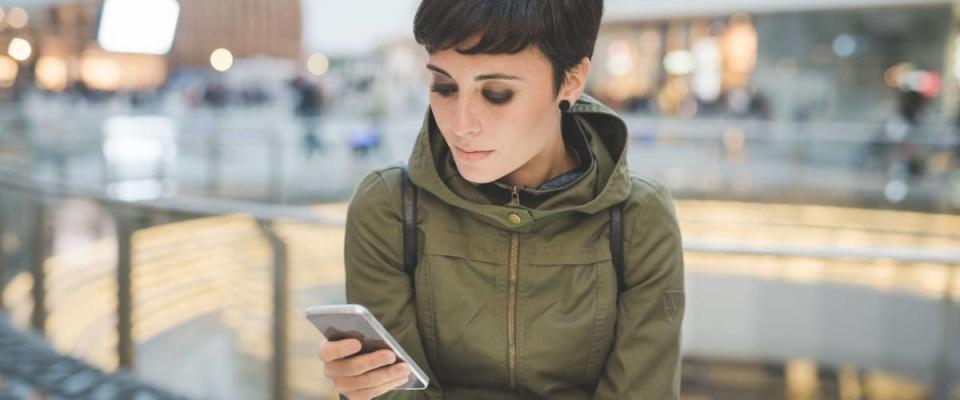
[{"x1": 407, "y1": 94, "x2": 632, "y2": 231}]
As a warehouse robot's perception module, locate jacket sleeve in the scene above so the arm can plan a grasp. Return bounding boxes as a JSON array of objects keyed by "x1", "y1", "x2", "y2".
[
  {"x1": 343, "y1": 170, "x2": 443, "y2": 399},
  {"x1": 592, "y1": 183, "x2": 685, "y2": 400}
]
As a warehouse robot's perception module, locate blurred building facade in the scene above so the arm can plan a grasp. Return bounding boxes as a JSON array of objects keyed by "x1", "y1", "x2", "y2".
[
  {"x1": 590, "y1": 3, "x2": 951, "y2": 123},
  {"x1": 0, "y1": 0, "x2": 302, "y2": 94},
  {"x1": 170, "y1": 0, "x2": 301, "y2": 68}
]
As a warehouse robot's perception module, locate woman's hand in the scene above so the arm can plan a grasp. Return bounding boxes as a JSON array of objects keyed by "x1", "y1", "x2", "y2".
[{"x1": 319, "y1": 339, "x2": 411, "y2": 400}]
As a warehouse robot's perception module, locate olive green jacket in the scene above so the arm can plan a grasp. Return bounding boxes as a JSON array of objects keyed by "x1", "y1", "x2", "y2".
[{"x1": 344, "y1": 95, "x2": 685, "y2": 399}]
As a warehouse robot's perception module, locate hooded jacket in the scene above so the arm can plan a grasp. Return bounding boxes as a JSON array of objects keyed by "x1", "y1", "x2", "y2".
[{"x1": 344, "y1": 95, "x2": 685, "y2": 399}]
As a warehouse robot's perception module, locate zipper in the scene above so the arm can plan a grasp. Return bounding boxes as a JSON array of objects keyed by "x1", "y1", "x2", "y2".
[{"x1": 507, "y1": 186, "x2": 520, "y2": 389}]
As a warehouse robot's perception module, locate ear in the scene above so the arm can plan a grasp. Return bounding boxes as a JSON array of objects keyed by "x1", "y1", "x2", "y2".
[{"x1": 558, "y1": 57, "x2": 592, "y2": 103}]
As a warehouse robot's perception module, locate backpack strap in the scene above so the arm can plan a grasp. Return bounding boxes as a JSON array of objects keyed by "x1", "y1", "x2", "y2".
[
  {"x1": 400, "y1": 166, "x2": 418, "y2": 283},
  {"x1": 610, "y1": 203, "x2": 626, "y2": 294}
]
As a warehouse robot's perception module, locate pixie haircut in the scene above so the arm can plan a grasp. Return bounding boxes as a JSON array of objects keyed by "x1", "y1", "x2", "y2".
[{"x1": 413, "y1": 0, "x2": 604, "y2": 95}]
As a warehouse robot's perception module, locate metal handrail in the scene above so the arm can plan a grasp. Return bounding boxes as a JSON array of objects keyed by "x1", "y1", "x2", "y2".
[{"x1": 4, "y1": 167, "x2": 957, "y2": 264}]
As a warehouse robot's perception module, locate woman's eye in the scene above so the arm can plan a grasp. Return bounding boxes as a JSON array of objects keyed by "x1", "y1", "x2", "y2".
[
  {"x1": 483, "y1": 90, "x2": 513, "y2": 105},
  {"x1": 431, "y1": 84, "x2": 457, "y2": 97}
]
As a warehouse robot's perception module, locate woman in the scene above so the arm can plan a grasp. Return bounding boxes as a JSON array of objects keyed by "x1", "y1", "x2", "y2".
[{"x1": 319, "y1": 1, "x2": 685, "y2": 399}]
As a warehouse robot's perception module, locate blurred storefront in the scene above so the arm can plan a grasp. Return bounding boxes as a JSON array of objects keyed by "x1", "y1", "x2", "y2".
[{"x1": 592, "y1": 1, "x2": 952, "y2": 123}]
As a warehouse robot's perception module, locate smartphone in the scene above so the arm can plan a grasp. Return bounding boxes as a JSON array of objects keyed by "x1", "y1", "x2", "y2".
[{"x1": 305, "y1": 304, "x2": 429, "y2": 390}]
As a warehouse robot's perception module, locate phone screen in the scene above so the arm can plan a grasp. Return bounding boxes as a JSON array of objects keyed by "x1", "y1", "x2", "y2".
[
  {"x1": 312, "y1": 313, "x2": 392, "y2": 356},
  {"x1": 306, "y1": 305, "x2": 429, "y2": 390}
]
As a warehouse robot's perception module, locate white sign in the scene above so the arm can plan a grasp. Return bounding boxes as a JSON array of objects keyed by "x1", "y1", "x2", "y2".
[{"x1": 97, "y1": 0, "x2": 180, "y2": 55}]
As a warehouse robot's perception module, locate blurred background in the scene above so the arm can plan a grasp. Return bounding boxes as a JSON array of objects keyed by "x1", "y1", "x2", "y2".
[{"x1": 0, "y1": 0, "x2": 957, "y2": 399}]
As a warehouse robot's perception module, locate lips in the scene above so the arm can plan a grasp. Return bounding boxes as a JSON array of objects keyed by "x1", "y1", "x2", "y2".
[
  {"x1": 457, "y1": 146, "x2": 491, "y2": 153},
  {"x1": 453, "y1": 145, "x2": 494, "y2": 161}
]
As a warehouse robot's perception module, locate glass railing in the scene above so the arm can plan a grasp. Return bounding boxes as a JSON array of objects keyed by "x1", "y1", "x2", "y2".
[{"x1": 0, "y1": 168, "x2": 346, "y2": 399}]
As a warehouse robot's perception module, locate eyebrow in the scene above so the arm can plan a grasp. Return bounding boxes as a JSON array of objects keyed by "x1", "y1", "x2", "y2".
[{"x1": 427, "y1": 64, "x2": 522, "y2": 81}]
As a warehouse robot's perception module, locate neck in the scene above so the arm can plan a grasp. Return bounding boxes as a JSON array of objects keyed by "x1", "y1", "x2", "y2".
[{"x1": 500, "y1": 125, "x2": 577, "y2": 189}]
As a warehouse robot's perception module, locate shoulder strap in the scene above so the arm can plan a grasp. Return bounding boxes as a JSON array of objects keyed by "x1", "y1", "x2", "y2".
[
  {"x1": 610, "y1": 204, "x2": 626, "y2": 294},
  {"x1": 400, "y1": 166, "x2": 418, "y2": 282}
]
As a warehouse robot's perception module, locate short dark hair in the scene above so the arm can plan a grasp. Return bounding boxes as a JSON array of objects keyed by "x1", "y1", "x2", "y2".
[{"x1": 413, "y1": 0, "x2": 604, "y2": 95}]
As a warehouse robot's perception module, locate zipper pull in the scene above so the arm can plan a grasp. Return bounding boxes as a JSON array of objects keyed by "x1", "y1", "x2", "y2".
[{"x1": 511, "y1": 186, "x2": 520, "y2": 207}]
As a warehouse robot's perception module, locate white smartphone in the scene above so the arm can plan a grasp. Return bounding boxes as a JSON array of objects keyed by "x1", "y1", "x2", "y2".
[{"x1": 305, "y1": 304, "x2": 429, "y2": 390}]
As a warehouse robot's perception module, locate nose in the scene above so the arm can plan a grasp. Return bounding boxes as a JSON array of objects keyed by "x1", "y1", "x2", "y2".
[{"x1": 450, "y1": 97, "x2": 480, "y2": 138}]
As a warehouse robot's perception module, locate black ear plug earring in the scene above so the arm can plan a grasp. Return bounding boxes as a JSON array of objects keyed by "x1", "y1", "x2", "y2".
[{"x1": 559, "y1": 100, "x2": 571, "y2": 112}]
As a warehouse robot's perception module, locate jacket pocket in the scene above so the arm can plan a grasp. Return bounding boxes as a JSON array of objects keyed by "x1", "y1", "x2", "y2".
[
  {"x1": 517, "y1": 244, "x2": 618, "y2": 389},
  {"x1": 418, "y1": 237, "x2": 508, "y2": 389}
]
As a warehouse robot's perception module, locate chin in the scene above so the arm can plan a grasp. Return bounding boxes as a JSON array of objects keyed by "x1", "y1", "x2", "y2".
[{"x1": 455, "y1": 162, "x2": 503, "y2": 185}]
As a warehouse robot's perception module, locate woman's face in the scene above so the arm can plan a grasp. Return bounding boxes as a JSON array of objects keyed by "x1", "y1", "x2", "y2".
[{"x1": 427, "y1": 45, "x2": 563, "y2": 185}]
